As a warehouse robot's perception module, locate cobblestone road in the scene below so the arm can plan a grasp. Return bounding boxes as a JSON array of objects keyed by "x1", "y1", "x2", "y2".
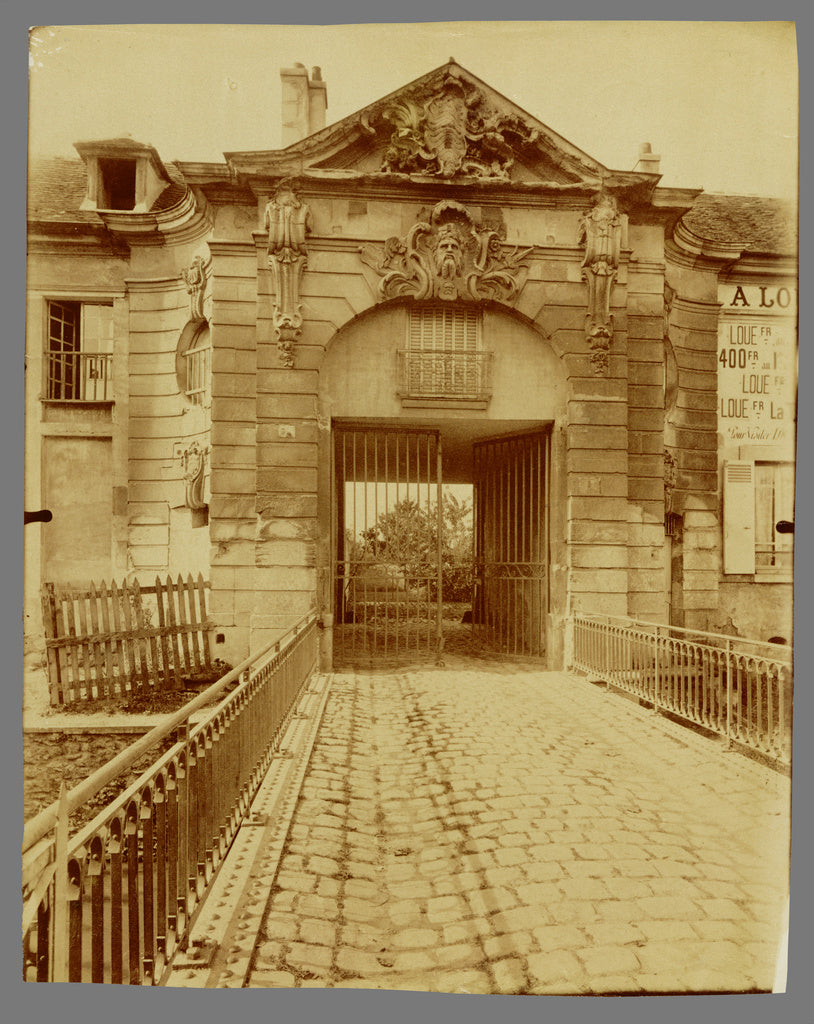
[{"x1": 241, "y1": 665, "x2": 790, "y2": 995}]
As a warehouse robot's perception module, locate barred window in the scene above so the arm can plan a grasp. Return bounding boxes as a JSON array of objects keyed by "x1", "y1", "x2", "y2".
[
  {"x1": 183, "y1": 324, "x2": 211, "y2": 407},
  {"x1": 46, "y1": 301, "x2": 113, "y2": 401}
]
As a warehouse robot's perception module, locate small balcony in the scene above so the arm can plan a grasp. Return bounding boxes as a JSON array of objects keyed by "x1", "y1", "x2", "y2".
[
  {"x1": 397, "y1": 349, "x2": 493, "y2": 409},
  {"x1": 45, "y1": 352, "x2": 113, "y2": 402}
]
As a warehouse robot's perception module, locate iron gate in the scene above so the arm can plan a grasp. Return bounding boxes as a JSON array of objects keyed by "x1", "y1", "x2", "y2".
[
  {"x1": 333, "y1": 427, "x2": 443, "y2": 665},
  {"x1": 473, "y1": 431, "x2": 549, "y2": 656}
]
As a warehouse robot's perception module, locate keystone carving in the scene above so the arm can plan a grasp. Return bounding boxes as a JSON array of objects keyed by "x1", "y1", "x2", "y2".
[
  {"x1": 180, "y1": 440, "x2": 208, "y2": 510},
  {"x1": 264, "y1": 179, "x2": 311, "y2": 367},
  {"x1": 369, "y1": 72, "x2": 539, "y2": 180},
  {"x1": 578, "y1": 194, "x2": 622, "y2": 375},
  {"x1": 181, "y1": 255, "x2": 208, "y2": 321},
  {"x1": 359, "y1": 200, "x2": 532, "y2": 305}
]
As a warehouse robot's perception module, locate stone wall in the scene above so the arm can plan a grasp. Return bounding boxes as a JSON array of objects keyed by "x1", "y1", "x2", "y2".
[
  {"x1": 126, "y1": 276, "x2": 204, "y2": 577},
  {"x1": 716, "y1": 581, "x2": 793, "y2": 643},
  {"x1": 626, "y1": 253, "x2": 668, "y2": 622}
]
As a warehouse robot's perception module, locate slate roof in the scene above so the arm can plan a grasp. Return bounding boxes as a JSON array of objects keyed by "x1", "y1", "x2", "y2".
[
  {"x1": 682, "y1": 193, "x2": 797, "y2": 256},
  {"x1": 27, "y1": 157, "x2": 96, "y2": 223},
  {"x1": 27, "y1": 156, "x2": 187, "y2": 222}
]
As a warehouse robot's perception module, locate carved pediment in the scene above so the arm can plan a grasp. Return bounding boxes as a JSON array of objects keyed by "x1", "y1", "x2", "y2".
[
  {"x1": 227, "y1": 62, "x2": 629, "y2": 190},
  {"x1": 360, "y1": 200, "x2": 532, "y2": 304}
]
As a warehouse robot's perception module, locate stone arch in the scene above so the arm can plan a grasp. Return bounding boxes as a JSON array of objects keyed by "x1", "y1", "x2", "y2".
[
  {"x1": 317, "y1": 299, "x2": 568, "y2": 423},
  {"x1": 314, "y1": 299, "x2": 570, "y2": 667}
]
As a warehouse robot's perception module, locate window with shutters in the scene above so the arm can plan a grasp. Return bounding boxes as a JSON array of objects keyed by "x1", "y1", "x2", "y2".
[
  {"x1": 45, "y1": 300, "x2": 114, "y2": 402},
  {"x1": 723, "y1": 460, "x2": 794, "y2": 577},
  {"x1": 398, "y1": 306, "x2": 492, "y2": 404}
]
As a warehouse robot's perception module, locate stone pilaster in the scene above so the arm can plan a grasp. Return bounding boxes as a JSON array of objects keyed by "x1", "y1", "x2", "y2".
[
  {"x1": 253, "y1": 236, "x2": 318, "y2": 650},
  {"x1": 625, "y1": 262, "x2": 669, "y2": 621},
  {"x1": 207, "y1": 241, "x2": 258, "y2": 663}
]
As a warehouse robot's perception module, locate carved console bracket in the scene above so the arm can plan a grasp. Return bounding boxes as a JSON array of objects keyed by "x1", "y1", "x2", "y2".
[
  {"x1": 664, "y1": 449, "x2": 677, "y2": 514},
  {"x1": 579, "y1": 194, "x2": 621, "y2": 376},
  {"x1": 265, "y1": 179, "x2": 311, "y2": 367},
  {"x1": 663, "y1": 449, "x2": 682, "y2": 537},
  {"x1": 359, "y1": 200, "x2": 532, "y2": 306},
  {"x1": 181, "y1": 255, "x2": 210, "y2": 321},
  {"x1": 180, "y1": 440, "x2": 209, "y2": 509}
]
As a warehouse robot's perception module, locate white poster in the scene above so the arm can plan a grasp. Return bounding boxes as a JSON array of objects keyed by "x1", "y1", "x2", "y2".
[{"x1": 718, "y1": 286, "x2": 797, "y2": 452}]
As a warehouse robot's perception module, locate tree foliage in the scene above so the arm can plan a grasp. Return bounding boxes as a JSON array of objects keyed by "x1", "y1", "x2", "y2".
[{"x1": 348, "y1": 493, "x2": 474, "y2": 601}]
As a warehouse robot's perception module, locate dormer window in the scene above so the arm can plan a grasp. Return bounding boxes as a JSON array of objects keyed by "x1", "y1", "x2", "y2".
[
  {"x1": 75, "y1": 138, "x2": 172, "y2": 214},
  {"x1": 98, "y1": 158, "x2": 137, "y2": 210}
]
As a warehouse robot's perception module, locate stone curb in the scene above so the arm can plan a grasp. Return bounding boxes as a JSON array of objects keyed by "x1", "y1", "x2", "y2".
[{"x1": 165, "y1": 673, "x2": 333, "y2": 989}]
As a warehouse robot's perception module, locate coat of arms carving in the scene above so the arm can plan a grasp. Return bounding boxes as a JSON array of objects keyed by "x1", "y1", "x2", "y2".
[{"x1": 370, "y1": 72, "x2": 539, "y2": 180}]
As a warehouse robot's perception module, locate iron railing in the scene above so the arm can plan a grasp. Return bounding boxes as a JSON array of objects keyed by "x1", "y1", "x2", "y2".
[
  {"x1": 397, "y1": 350, "x2": 493, "y2": 402},
  {"x1": 571, "y1": 615, "x2": 792, "y2": 766},
  {"x1": 22, "y1": 611, "x2": 318, "y2": 984},
  {"x1": 46, "y1": 351, "x2": 113, "y2": 402}
]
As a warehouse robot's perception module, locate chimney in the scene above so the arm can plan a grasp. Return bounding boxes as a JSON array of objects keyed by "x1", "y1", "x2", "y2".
[
  {"x1": 280, "y1": 64, "x2": 328, "y2": 146},
  {"x1": 633, "y1": 142, "x2": 661, "y2": 175}
]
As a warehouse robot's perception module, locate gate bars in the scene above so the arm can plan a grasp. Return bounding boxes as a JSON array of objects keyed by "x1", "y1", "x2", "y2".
[
  {"x1": 22, "y1": 612, "x2": 318, "y2": 984},
  {"x1": 333, "y1": 427, "x2": 443, "y2": 664},
  {"x1": 473, "y1": 431, "x2": 549, "y2": 657},
  {"x1": 572, "y1": 614, "x2": 792, "y2": 766}
]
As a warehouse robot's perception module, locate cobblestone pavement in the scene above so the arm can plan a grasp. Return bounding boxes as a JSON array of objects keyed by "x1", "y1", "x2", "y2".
[{"x1": 240, "y1": 664, "x2": 790, "y2": 995}]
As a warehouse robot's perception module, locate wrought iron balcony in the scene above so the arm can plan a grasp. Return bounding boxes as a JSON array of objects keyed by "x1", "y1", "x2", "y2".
[
  {"x1": 46, "y1": 351, "x2": 113, "y2": 402},
  {"x1": 397, "y1": 349, "x2": 493, "y2": 403}
]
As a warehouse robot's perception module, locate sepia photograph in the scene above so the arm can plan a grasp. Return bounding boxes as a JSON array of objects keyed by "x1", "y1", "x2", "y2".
[{"x1": 22, "y1": 20, "x2": 799, "y2": 1005}]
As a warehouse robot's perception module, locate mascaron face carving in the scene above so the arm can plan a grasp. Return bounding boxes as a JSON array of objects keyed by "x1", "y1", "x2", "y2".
[
  {"x1": 370, "y1": 73, "x2": 539, "y2": 180},
  {"x1": 359, "y1": 200, "x2": 532, "y2": 305}
]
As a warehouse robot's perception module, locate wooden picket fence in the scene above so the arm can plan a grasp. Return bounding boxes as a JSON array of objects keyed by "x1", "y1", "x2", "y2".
[{"x1": 40, "y1": 574, "x2": 214, "y2": 705}]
